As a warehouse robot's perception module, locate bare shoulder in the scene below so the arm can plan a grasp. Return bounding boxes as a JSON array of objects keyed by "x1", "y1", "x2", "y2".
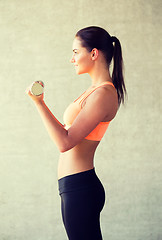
[
  {"x1": 88, "y1": 84, "x2": 118, "y2": 106},
  {"x1": 97, "y1": 84, "x2": 117, "y2": 101},
  {"x1": 84, "y1": 84, "x2": 118, "y2": 121}
]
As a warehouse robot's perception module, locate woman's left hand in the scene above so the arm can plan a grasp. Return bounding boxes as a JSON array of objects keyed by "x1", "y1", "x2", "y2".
[{"x1": 25, "y1": 82, "x2": 44, "y2": 104}]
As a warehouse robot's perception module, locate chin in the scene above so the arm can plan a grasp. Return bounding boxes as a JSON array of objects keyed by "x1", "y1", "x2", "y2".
[
  {"x1": 77, "y1": 72, "x2": 82, "y2": 75},
  {"x1": 76, "y1": 69, "x2": 87, "y2": 75},
  {"x1": 75, "y1": 70, "x2": 82, "y2": 75}
]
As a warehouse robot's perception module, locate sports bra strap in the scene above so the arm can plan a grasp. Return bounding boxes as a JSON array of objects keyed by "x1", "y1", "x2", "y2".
[{"x1": 79, "y1": 82, "x2": 115, "y2": 105}]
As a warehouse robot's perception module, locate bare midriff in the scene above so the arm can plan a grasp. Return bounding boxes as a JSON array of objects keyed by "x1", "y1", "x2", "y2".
[{"x1": 58, "y1": 139, "x2": 100, "y2": 179}]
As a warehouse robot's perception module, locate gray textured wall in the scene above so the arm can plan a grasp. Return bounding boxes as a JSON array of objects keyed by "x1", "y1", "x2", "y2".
[{"x1": 0, "y1": 0, "x2": 161, "y2": 239}]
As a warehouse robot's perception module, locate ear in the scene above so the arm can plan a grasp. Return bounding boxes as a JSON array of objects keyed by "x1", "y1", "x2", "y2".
[{"x1": 91, "y1": 48, "x2": 99, "y2": 60}]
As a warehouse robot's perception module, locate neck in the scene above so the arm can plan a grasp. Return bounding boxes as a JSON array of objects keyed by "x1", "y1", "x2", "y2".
[
  {"x1": 88, "y1": 55, "x2": 112, "y2": 87},
  {"x1": 89, "y1": 65, "x2": 112, "y2": 87}
]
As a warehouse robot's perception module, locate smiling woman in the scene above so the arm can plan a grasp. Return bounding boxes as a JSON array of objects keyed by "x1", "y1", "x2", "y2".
[
  {"x1": 71, "y1": 38, "x2": 94, "y2": 75},
  {"x1": 26, "y1": 26, "x2": 126, "y2": 240}
]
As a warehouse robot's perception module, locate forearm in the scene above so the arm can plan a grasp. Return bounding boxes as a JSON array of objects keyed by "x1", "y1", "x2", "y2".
[{"x1": 34, "y1": 101, "x2": 69, "y2": 152}]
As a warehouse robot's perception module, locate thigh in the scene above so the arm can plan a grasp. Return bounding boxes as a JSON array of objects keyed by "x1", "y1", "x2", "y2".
[{"x1": 60, "y1": 186, "x2": 105, "y2": 240}]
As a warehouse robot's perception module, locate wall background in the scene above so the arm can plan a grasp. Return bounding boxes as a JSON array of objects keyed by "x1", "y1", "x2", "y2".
[{"x1": 0, "y1": 0, "x2": 161, "y2": 239}]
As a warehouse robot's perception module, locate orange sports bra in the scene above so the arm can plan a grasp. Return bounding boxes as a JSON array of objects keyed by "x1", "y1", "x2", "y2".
[{"x1": 63, "y1": 82, "x2": 115, "y2": 141}]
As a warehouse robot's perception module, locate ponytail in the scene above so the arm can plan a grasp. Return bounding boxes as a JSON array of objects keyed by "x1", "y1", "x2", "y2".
[{"x1": 111, "y1": 36, "x2": 126, "y2": 106}]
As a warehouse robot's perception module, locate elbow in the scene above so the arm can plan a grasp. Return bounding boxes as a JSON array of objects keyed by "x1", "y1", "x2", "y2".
[
  {"x1": 58, "y1": 143, "x2": 73, "y2": 153},
  {"x1": 56, "y1": 132, "x2": 76, "y2": 153}
]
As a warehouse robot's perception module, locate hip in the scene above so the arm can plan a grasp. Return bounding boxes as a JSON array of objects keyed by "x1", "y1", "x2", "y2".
[{"x1": 58, "y1": 168, "x2": 105, "y2": 195}]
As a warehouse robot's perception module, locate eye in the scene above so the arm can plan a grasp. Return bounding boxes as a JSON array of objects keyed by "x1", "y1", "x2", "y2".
[{"x1": 73, "y1": 49, "x2": 78, "y2": 54}]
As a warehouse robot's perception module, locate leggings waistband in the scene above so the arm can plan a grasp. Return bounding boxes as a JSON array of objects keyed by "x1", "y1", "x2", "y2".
[{"x1": 58, "y1": 168, "x2": 102, "y2": 195}]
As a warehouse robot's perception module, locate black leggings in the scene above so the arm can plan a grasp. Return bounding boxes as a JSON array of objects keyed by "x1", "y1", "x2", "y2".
[{"x1": 58, "y1": 168, "x2": 105, "y2": 240}]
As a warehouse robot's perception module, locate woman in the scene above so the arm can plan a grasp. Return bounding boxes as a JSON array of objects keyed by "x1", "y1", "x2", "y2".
[{"x1": 26, "y1": 26, "x2": 126, "y2": 240}]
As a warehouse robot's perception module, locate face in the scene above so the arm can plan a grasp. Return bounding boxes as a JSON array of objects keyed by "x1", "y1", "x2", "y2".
[{"x1": 70, "y1": 37, "x2": 94, "y2": 75}]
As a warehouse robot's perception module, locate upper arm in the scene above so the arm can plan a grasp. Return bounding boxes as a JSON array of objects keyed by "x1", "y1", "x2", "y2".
[{"x1": 65, "y1": 87, "x2": 118, "y2": 149}]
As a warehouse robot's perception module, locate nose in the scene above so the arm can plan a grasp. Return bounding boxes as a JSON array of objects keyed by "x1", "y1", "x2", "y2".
[{"x1": 70, "y1": 54, "x2": 75, "y2": 63}]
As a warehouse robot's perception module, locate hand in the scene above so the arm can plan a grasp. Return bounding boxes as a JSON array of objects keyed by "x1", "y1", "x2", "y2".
[{"x1": 26, "y1": 82, "x2": 44, "y2": 104}]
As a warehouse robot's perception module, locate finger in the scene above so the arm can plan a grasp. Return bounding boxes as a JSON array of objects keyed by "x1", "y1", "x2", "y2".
[
  {"x1": 25, "y1": 87, "x2": 30, "y2": 94},
  {"x1": 25, "y1": 87, "x2": 32, "y2": 96}
]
